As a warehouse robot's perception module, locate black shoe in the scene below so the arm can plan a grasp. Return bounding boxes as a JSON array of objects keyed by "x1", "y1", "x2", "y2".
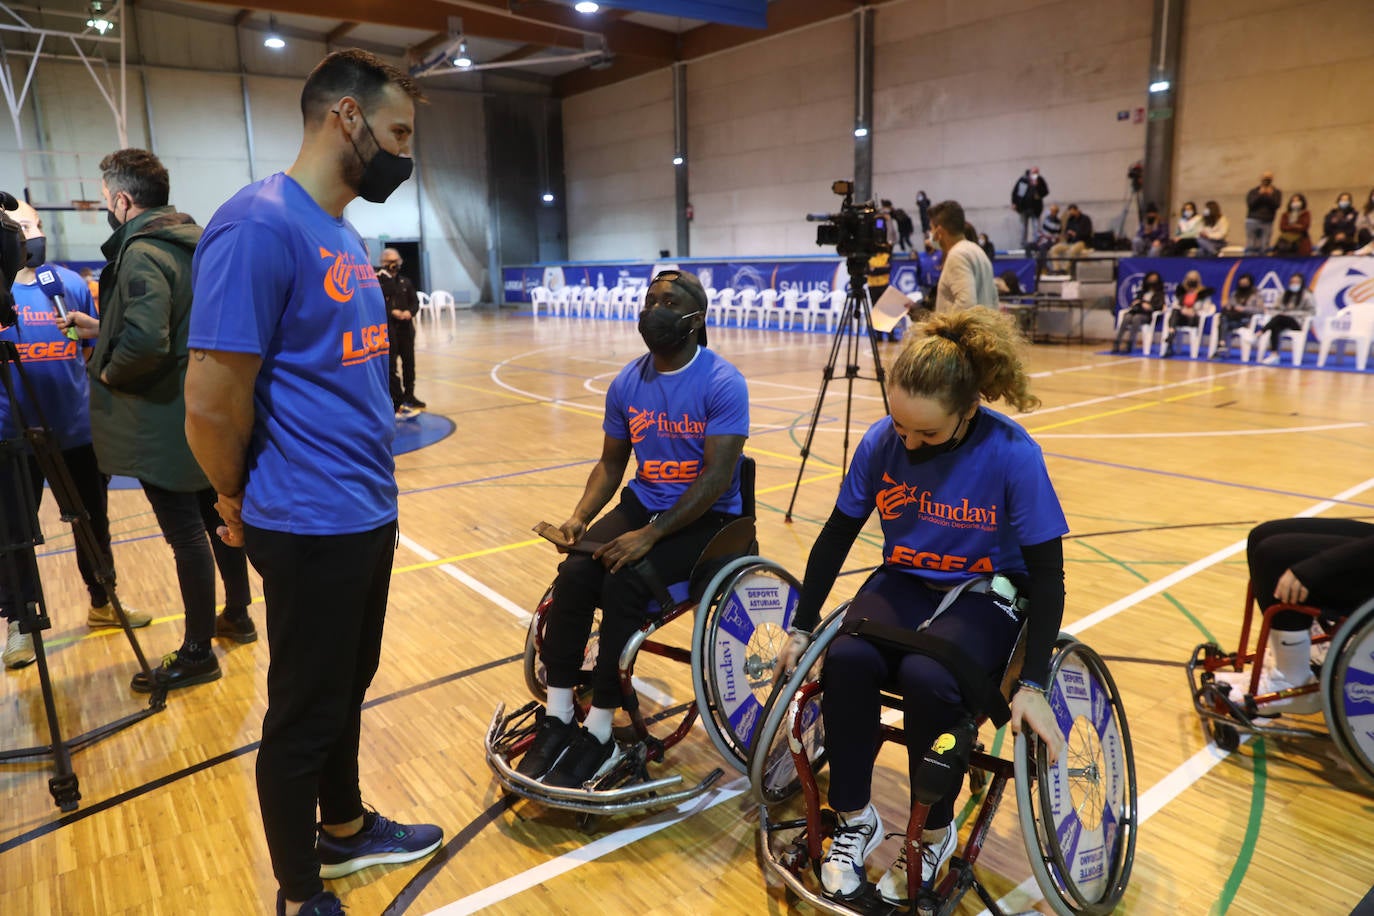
[
  {"x1": 543, "y1": 726, "x2": 625, "y2": 788},
  {"x1": 215, "y1": 611, "x2": 258, "y2": 644},
  {"x1": 276, "y1": 890, "x2": 344, "y2": 916},
  {"x1": 403, "y1": 396, "x2": 426, "y2": 410},
  {"x1": 515, "y1": 712, "x2": 578, "y2": 779},
  {"x1": 131, "y1": 649, "x2": 221, "y2": 693}
]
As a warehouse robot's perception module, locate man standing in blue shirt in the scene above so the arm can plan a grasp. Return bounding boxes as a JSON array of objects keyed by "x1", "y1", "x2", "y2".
[
  {"x1": 0, "y1": 200, "x2": 150, "y2": 670},
  {"x1": 515, "y1": 269, "x2": 750, "y2": 789},
  {"x1": 183, "y1": 50, "x2": 439, "y2": 916}
]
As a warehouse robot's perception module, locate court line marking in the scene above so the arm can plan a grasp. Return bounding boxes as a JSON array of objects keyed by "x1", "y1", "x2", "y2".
[
  {"x1": 1038, "y1": 421, "x2": 1366, "y2": 439},
  {"x1": 1019, "y1": 367, "x2": 1253, "y2": 418},
  {"x1": 489, "y1": 346, "x2": 605, "y2": 417},
  {"x1": 1025, "y1": 385, "x2": 1224, "y2": 433}
]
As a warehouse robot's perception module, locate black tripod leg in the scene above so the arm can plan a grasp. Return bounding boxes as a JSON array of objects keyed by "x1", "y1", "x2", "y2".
[
  {"x1": 21, "y1": 603, "x2": 82, "y2": 811},
  {"x1": 783, "y1": 306, "x2": 849, "y2": 521}
]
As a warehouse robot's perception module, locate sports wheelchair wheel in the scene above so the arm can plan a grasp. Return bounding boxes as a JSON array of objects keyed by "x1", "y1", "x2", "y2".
[
  {"x1": 690, "y1": 557, "x2": 804, "y2": 770},
  {"x1": 746, "y1": 606, "x2": 847, "y2": 804},
  {"x1": 1015, "y1": 636, "x2": 1137, "y2": 915},
  {"x1": 522, "y1": 587, "x2": 599, "y2": 703},
  {"x1": 1321, "y1": 596, "x2": 1374, "y2": 788}
]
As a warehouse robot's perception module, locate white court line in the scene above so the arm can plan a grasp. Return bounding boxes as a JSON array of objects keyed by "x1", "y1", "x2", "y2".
[
  {"x1": 489, "y1": 346, "x2": 602, "y2": 410},
  {"x1": 1038, "y1": 422, "x2": 1365, "y2": 440},
  {"x1": 1018, "y1": 366, "x2": 1253, "y2": 418},
  {"x1": 423, "y1": 778, "x2": 750, "y2": 915},
  {"x1": 1028, "y1": 357, "x2": 1144, "y2": 378}
]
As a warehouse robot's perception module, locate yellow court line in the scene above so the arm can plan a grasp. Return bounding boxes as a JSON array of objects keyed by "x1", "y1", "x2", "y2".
[
  {"x1": 747, "y1": 445, "x2": 840, "y2": 469},
  {"x1": 756, "y1": 471, "x2": 843, "y2": 495},
  {"x1": 393, "y1": 536, "x2": 547, "y2": 573},
  {"x1": 1028, "y1": 385, "x2": 1224, "y2": 434},
  {"x1": 431, "y1": 379, "x2": 603, "y2": 418}
]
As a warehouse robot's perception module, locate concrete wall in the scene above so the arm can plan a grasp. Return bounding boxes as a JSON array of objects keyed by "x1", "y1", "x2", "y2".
[{"x1": 1173, "y1": 0, "x2": 1374, "y2": 241}]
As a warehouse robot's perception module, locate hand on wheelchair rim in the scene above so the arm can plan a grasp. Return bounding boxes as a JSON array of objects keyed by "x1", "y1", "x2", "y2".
[
  {"x1": 774, "y1": 631, "x2": 811, "y2": 685},
  {"x1": 1011, "y1": 689, "x2": 1066, "y2": 761}
]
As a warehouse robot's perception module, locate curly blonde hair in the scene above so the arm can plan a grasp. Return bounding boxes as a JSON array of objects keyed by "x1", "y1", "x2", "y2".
[{"x1": 889, "y1": 307, "x2": 1040, "y2": 414}]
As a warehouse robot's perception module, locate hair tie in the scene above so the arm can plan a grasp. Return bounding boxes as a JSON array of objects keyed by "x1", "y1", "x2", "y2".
[{"x1": 935, "y1": 327, "x2": 963, "y2": 346}]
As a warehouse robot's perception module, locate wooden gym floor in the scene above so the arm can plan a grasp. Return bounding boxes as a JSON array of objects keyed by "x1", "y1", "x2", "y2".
[{"x1": 2, "y1": 311, "x2": 1371, "y2": 916}]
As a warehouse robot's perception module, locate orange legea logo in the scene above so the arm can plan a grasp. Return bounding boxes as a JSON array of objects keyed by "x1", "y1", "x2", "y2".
[{"x1": 319, "y1": 247, "x2": 378, "y2": 303}]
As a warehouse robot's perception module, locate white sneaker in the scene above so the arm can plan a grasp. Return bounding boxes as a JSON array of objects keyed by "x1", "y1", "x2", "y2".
[
  {"x1": 876, "y1": 824, "x2": 958, "y2": 904},
  {"x1": 1214, "y1": 667, "x2": 1320, "y2": 715},
  {"x1": 1261, "y1": 352, "x2": 1280, "y2": 366},
  {"x1": 4, "y1": 620, "x2": 36, "y2": 669},
  {"x1": 820, "y1": 804, "x2": 883, "y2": 899}
]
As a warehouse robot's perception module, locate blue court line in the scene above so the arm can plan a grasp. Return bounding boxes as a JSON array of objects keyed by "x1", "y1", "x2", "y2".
[
  {"x1": 1044, "y1": 452, "x2": 1374, "y2": 510},
  {"x1": 398, "y1": 458, "x2": 597, "y2": 497}
]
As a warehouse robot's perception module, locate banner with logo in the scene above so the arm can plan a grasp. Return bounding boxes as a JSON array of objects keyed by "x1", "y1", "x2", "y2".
[{"x1": 1115, "y1": 256, "x2": 1374, "y2": 339}]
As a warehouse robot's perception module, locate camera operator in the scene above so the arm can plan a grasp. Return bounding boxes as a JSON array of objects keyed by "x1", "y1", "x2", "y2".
[
  {"x1": 0, "y1": 200, "x2": 151, "y2": 669},
  {"x1": 930, "y1": 200, "x2": 996, "y2": 312}
]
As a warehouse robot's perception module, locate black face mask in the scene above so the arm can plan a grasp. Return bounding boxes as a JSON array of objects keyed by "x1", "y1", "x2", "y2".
[
  {"x1": 347, "y1": 110, "x2": 413, "y2": 204},
  {"x1": 904, "y1": 412, "x2": 971, "y2": 465},
  {"x1": 107, "y1": 209, "x2": 122, "y2": 231},
  {"x1": 24, "y1": 236, "x2": 45, "y2": 267},
  {"x1": 638, "y1": 307, "x2": 701, "y2": 355}
]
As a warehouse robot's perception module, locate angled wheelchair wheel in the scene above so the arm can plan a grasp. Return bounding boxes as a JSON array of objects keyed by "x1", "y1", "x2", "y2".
[
  {"x1": 522, "y1": 586, "x2": 599, "y2": 704},
  {"x1": 691, "y1": 558, "x2": 804, "y2": 770},
  {"x1": 1015, "y1": 636, "x2": 1137, "y2": 916},
  {"x1": 1321, "y1": 597, "x2": 1374, "y2": 789},
  {"x1": 747, "y1": 606, "x2": 847, "y2": 804}
]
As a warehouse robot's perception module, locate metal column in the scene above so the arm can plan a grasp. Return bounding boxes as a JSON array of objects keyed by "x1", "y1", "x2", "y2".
[
  {"x1": 852, "y1": 7, "x2": 874, "y2": 203},
  {"x1": 1142, "y1": 0, "x2": 1183, "y2": 212},
  {"x1": 673, "y1": 61, "x2": 688, "y2": 258}
]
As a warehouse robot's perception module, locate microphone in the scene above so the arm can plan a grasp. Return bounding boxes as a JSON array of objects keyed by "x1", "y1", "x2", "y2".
[{"x1": 35, "y1": 265, "x2": 79, "y2": 341}]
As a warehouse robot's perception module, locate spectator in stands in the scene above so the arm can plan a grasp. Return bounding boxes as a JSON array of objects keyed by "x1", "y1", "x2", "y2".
[
  {"x1": 1047, "y1": 204, "x2": 1092, "y2": 273},
  {"x1": 1162, "y1": 270, "x2": 1212, "y2": 357},
  {"x1": 1034, "y1": 204, "x2": 1062, "y2": 257},
  {"x1": 1112, "y1": 270, "x2": 1165, "y2": 354},
  {"x1": 1010, "y1": 167, "x2": 1049, "y2": 248},
  {"x1": 1170, "y1": 201, "x2": 1201, "y2": 255},
  {"x1": 1321, "y1": 192, "x2": 1359, "y2": 255},
  {"x1": 1215, "y1": 272, "x2": 1262, "y2": 359},
  {"x1": 1132, "y1": 204, "x2": 1167, "y2": 257},
  {"x1": 1196, "y1": 201, "x2": 1229, "y2": 257},
  {"x1": 1273, "y1": 194, "x2": 1312, "y2": 256},
  {"x1": 930, "y1": 200, "x2": 996, "y2": 312},
  {"x1": 1357, "y1": 188, "x2": 1374, "y2": 249},
  {"x1": 1257, "y1": 273, "x2": 1315, "y2": 366},
  {"x1": 1244, "y1": 171, "x2": 1282, "y2": 255},
  {"x1": 977, "y1": 231, "x2": 996, "y2": 261},
  {"x1": 915, "y1": 191, "x2": 931, "y2": 234}
]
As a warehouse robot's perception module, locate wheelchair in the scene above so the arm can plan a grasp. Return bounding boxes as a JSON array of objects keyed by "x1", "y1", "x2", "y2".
[
  {"x1": 1187, "y1": 586, "x2": 1374, "y2": 788},
  {"x1": 751, "y1": 598, "x2": 1138, "y2": 916},
  {"x1": 484, "y1": 458, "x2": 812, "y2": 819}
]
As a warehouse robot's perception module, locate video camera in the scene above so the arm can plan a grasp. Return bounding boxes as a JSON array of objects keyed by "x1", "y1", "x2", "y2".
[
  {"x1": 0, "y1": 192, "x2": 26, "y2": 329},
  {"x1": 807, "y1": 180, "x2": 891, "y2": 259},
  {"x1": 1128, "y1": 161, "x2": 1144, "y2": 193}
]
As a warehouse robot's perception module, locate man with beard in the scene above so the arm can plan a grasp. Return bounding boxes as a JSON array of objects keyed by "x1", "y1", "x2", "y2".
[
  {"x1": 182, "y1": 50, "x2": 439, "y2": 916},
  {"x1": 514, "y1": 269, "x2": 750, "y2": 788}
]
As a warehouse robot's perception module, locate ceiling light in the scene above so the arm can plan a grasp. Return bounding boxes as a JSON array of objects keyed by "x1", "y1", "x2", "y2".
[
  {"x1": 264, "y1": 17, "x2": 285, "y2": 49},
  {"x1": 672, "y1": 156, "x2": 684, "y2": 166},
  {"x1": 453, "y1": 40, "x2": 472, "y2": 68},
  {"x1": 575, "y1": 1, "x2": 600, "y2": 12},
  {"x1": 86, "y1": 2, "x2": 113, "y2": 34},
  {"x1": 542, "y1": 192, "x2": 555, "y2": 203},
  {"x1": 1148, "y1": 79, "x2": 1170, "y2": 93},
  {"x1": 853, "y1": 127, "x2": 869, "y2": 138}
]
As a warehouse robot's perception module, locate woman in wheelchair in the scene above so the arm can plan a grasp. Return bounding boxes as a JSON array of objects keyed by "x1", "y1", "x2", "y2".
[
  {"x1": 516, "y1": 269, "x2": 751, "y2": 789},
  {"x1": 776, "y1": 307, "x2": 1070, "y2": 904},
  {"x1": 1214, "y1": 517, "x2": 1374, "y2": 712}
]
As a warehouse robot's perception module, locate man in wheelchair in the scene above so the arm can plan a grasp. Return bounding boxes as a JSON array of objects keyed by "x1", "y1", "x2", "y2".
[
  {"x1": 776, "y1": 308, "x2": 1069, "y2": 904},
  {"x1": 516, "y1": 269, "x2": 750, "y2": 789}
]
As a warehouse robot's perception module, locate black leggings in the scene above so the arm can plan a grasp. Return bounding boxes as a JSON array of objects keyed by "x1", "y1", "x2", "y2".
[
  {"x1": 1258, "y1": 314, "x2": 1301, "y2": 351},
  {"x1": 1247, "y1": 518, "x2": 1374, "y2": 629},
  {"x1": 541, "y1": 487, "x2": 735, "y2": 709}
]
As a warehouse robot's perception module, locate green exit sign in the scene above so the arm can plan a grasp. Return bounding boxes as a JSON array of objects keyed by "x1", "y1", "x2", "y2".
[{"x1": 1149, "y1": 107, "x2": 1173, "y2": 121}]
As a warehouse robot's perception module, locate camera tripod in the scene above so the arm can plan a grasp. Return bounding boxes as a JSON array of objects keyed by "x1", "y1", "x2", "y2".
[
  {"x1": 1116, "y1": 184, "x2": 1146, "y2": 240},
  {"x1": 784, "y1": 255, "x2": 890, "y2": 521},
  {"x1": 0, "y1": 340, "x2": 165, "y2": 813}
]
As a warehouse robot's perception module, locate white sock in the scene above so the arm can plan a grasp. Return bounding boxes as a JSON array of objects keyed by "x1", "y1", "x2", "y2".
[
  {"x1": 921, "y1": 823, "x2": 951, "y2": 844},
  {"x1": 840, "y1": 803, "x2": 877, "y2": 827},
  {"x1": 584, "y1": 706, "x2": 615, "y2": 744},
  {"x1": 546, "y1": 687, "x2": 575, "y2": 724},
  {"x1": 1272, "y1": 627, "x2": 1313, "y2": 684}
]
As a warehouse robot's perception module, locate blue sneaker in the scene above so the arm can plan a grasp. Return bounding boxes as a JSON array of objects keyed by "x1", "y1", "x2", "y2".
[
  {"x1": 276, "y1": 890, "x2": 345, "y2": 915},
  {"x1": 317, "y1": 811, "x2": 442, "y2": 879}
]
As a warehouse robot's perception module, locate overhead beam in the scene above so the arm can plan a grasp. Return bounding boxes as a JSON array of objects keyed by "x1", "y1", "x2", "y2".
[
  {"x1": 554, "y1": 53, "x2": 667, "y2": 97},
  {"x1": 325, "y1": 21, "x2": 359, "y2": 43},
  {"x1": 442, "y1": 0, "x2": 676, "y2": 60}
]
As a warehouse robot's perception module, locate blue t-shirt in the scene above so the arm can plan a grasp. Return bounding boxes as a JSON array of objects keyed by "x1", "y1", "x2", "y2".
[
  {"x1": 837, "y1": 408, "x2": 1068, "y2": 583},
  {"x1": 603, "y1": 346, "x2": 750, "y2": 515},
  {"x1": 188, "y1": 173, "x2": 396, "y2": 535},
  {"x1": 0, "y1": 265, "x2": 96, "y2": 450}
]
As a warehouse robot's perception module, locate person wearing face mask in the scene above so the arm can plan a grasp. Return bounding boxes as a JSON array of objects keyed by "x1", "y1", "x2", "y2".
[
  {"x1": 1356, "y1": 187, "x2": 1374, "y2": 249},
  {"x1": 1047, "y1": 203, "x2": 1092, "y2": 273},
  {"x1": 514, "y1": 269, "x2": 749, "y2": 789},
  {"x1": 1010, "y1": 167, "x2": 1049, "y2": 249},
  {"x1": 181, "y1": 50, "x2": 438, "y2": 916},
  {"x1": 1257, "y1": 273, "x2": 1315, "y2": 365},
  {"x1": 0, "y1": 200, "x2": 151, "y2": 670},
  {"x1": 774, "y1": 307, "x2": 1068, "y2": 904},
  {"x1": 1112, "y1": 270, "x2": 1165, "y2": 354},
  {"x1": 1274, "y1": 193, "x2": 1312, "y2": 256},
  {"x1": 1169, "y1": 201, "x2": 1202, "y2": 255},
  {"x1": 1162, "y1": 269, "x2": 1213, "y2": 357},
  {"x1": 1132, "y1": 204, "x2": 1167, "y2": 257},
  {"x1": 376, "y1": 248, "x2": 423, "y2": 418},
  {"x1": 60, "y1": 148, "x2": 255, "y2": 688},
  {"x1": 930, "y1": 200, "x2": 996, "y2": 312},
  {"x1": 1215, "y1": 272, "x2": 1262, "y2": 359},
  {"x1": 1244, "y1": 171, "x2": 1282, "y2": 255},
  {"x1": 1196, "y1": 200, "x2": 1229, "y2": 257},
  {"x1": 1321, "y1": 193, "x2": 1359, "y2": 255}
]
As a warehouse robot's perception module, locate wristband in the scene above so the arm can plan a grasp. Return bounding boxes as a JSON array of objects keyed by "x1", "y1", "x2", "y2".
[{"x1": 1016, "y1": 678, "x2": 1047, "y2": 696}]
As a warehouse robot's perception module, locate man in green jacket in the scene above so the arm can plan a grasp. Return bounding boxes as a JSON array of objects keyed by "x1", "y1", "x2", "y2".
[{"x1": 64, "y1": 149, "x2": 254, "y2": 691}]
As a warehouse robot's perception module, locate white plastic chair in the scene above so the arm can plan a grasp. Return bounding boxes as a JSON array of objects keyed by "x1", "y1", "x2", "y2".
[
  {"x1": 736, "y1": 289, "x2": 761, "y2": 328},
  {"x1": 758, "y1": 289, "x2": 782, "y2": 329},
  {"x1": 1143, "y1": 307, "x2": 1173, "y2": 356},
  {"x1": 1170, "y1": 302, "x2": 1218, "y2": 358},
  {"x1": 624, "y1": 284, "x2": 645, "y2": 319},
  {"x1": 530, "y1": 286, "x2": 552, "y2": 318},
  {"x1": 1257, "y1": 314, "x2": 1316, "y2": 366},
  {"x1": 429, "y1": 290, "x2": 457, "y2": 322},
  {"x1": 569, "y1": 286, "x2": 588, "y2": 318},
  {"x1": 802, "y1": 289, "x2": 826, "y2": 332},
  {"x1": 1229, "y1": 314, "x2": 1264, "y2": 362},
  {"x1": 717, "y1": 288, "x2": 740, "y2": 326},
  {"x1": 417, "y1": 290, "x2": 433, "y2": 321},
  {"x1": 704, "y1": 288, "x2": 721, "y2": 325},
  {"x1": 777, "y1": 289, "x2": 803, "y2": 330},
  {"x1": 593, "y1": 286, "x2": 612, "y2": 319},
  {"x1": 551, "y1": 286, "x2": 572, "y2": 317},
  {"x1": 1317, "y1": 310, "x2": 1374, "y2": 370},
  {"x1": 821, "y1": 289, "x2": 845, "y2": 334}
]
